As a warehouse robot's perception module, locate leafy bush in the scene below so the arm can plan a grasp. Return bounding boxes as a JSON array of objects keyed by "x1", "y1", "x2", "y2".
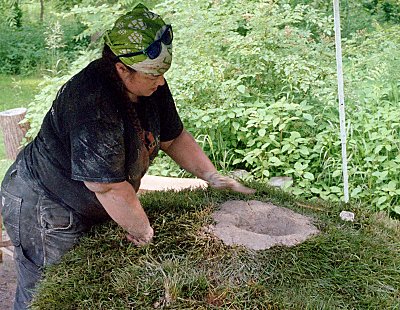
[
  {"x1": 0, "y1": 23, "x2": 48, "y2": 75},
  {"x1": 0, "y1": 19, "x2": 89, "y2": 75},
  {"x1": 24, "y1": 0, "x2": 400, "y2": 215},
  {"x1": 157, "y1": 0, "x2": 400, "y2": 214},
  {"x1": 363, "y1": 0, "x2": 400, "y2": 23},
  {"x1": 160, "y1": 1, "x2": 339, "y2": 190},
  {"x1": 0, "y1": 0, "x2": 23, "y2": 28},
  {"x1": 342, "y1": 25, "x2": 400, "y2": 213}
]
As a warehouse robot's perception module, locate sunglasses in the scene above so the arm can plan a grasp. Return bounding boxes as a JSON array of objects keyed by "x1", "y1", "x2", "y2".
[{"x1": 116, "y1": 25, "x2": 173, "y2": 60}]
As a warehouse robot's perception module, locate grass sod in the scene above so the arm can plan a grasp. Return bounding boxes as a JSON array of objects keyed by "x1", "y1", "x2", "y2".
[{"x1": 31, "y1": 184, "x2": 400, "y2": 309}]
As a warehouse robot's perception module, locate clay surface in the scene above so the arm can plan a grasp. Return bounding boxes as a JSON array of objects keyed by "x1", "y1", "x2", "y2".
[{"x1": 210, "y1": 200, "x2": 319, "y2": 250}]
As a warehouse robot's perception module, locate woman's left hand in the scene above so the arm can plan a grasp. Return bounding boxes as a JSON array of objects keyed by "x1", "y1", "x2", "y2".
[{"x1": 203, "y1": 172, "x2": 256, "y2": 194}]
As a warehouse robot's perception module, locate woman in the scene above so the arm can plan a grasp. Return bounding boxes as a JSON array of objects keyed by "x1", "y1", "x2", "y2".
[{"x1": 1, "y1": 4, "x2": 254, "y2": 309}]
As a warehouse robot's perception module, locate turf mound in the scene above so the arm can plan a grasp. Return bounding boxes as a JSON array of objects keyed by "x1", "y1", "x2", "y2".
[{"x1": 31, "y1": 184, "x2": 400, "y2": 309}]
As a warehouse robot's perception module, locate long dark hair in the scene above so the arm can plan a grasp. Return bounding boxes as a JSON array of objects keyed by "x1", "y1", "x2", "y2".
[
  {"x1": 101, "y1": 44, "x2": 145, "y2": 145},
  {"x1": 100, "y1": 44, "x2": 138, "y2": 100},
  {"x1": 102, "y1": 44, "x2": 136, "y2": 73}
]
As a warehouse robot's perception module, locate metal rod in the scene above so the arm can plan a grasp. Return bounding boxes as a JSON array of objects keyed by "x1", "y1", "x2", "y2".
[{"x1": 333, "y1": 0, "x2": 349, "y2": 203}]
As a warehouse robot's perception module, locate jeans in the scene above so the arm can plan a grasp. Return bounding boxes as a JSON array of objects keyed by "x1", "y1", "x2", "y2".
[{"x1": 1, "y1": 163, "x2": 87, "y2": 310}]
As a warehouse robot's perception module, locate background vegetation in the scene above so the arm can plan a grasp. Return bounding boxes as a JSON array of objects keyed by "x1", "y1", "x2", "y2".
[{"x1": 0, "y1": 0, "x2": 399, "y2": 216}]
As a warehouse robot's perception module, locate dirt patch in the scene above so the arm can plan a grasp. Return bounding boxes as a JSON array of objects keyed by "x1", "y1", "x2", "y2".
[
  {"x1": 0, "y1": 250, "x2": 16, "y2": 310},
  {"x1": 1, "y1": 230, "x2": 16, "y2": 310},
  {"x1": 209, "y1": 200, "x2": 319, "y2": 250}
]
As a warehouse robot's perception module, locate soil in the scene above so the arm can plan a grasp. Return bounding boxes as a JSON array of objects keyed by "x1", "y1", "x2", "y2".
[
  {"x1": 0, "y1": 249, "x2": 16, "y2": 310},
  {"x1": 209, "y1": 200, "x2": 320, "y2": 250}
]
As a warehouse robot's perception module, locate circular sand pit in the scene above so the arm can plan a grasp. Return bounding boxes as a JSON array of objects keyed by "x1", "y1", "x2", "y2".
[{"x1": 209, "y1": 200, "x2": 319, "y2": 250}]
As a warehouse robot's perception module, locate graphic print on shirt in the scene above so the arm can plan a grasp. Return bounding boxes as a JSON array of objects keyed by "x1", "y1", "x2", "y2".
[{"x1": 144, "y1": 130, "x2": 159, "y2": 161}]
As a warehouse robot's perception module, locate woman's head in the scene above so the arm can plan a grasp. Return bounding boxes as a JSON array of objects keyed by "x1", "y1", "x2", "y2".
[
  {"x1": 104, "y1": 4, "x2": 172, "y2": 76},
  {"x1": 101, "y1": 44, "x2": 165, "y2": 100}
]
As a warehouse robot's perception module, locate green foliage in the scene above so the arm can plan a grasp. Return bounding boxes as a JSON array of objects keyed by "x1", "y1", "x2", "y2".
[
  {"x1": 363, "y1": 0, "x2": 400, "y2": 23},
  {"x1": 0, "y1": 18, "x2": 89, "y2": 75},
  {"x1": 293, "y1": 0, "x2": 400, "y2": 36},
  {"x1": 151, "y1": 0, "x2": 400, "y2": 215},
  {"x1": 0, "y1": 0, "x2": 23, "y2": 28},
  {"x1": 342, "y1": 25, "x2": 400, "y2": 213},
  {"x1": 20, "y1": 0, "x2": 400, "y2": 214},
  {"x1": 159, "y1": 1, "x2": 338, "y2": 189},
  {"x1": 44, "y1": 21, "x2": 67, "y2": 75},
  {"x1": 31, "y1": 186, "x2": 400, "y2": 309},
  {"x1": 0, "y1": 23, "x2": 48, "y2": 75},
  {"x1": 53, "y1": 0, "x2": 84, "y2": 12},
  {"x1": 60, "y1": 2, "x2": 124, "y2": 42}
]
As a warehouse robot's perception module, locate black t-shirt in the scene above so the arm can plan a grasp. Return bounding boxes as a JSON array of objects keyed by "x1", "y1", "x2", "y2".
[{"x1": 17, "y1": 59, "x2": 183, "y2": 224}]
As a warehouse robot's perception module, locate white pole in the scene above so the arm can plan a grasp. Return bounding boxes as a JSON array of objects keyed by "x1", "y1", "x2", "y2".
[{"x1": 333, "y1": 0, "x2": 349, "y2": 203}]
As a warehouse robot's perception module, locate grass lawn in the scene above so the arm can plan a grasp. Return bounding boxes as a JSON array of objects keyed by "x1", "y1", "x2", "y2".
[
  {"x1": 0, "y1": 74, "x2": 41, "y2": 111},
  {"x1": 0, "y1": 74, "x2": 41, "y2": 178},
  {"x1": 31, "y1": 185, "x2": 400, "y2": 309}
]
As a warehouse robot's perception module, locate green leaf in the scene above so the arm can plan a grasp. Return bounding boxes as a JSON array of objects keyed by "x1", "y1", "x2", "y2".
[
  {"x1": 269, "y1": 156, "x2": 283, "y2": 166},
  {"x1": 299, "y1": 146, "x2": 310, "y2": 155},
  {"x1": 232, "y1": 158, "x2": 242, "y2": 165},
  {"x1": 393, "y1": 206, "x2": 400, "y2": 215},
  {"x1": 303, "y1": 172, "x2": 314, "y2": 180},
  {"x1": 291, "y1": 188, "x2": 304, "y2": 196},
  {"x1": 282, "y1": 144, "x2": 291, "y2": 153},
  {"x1": 273, "y1": 118, "x2": 280, "y2": 128},
  {"x1": 303, "y1": 113, "x2": 313, "y2": 121},
  {"x1": 330, "y1": 186, "x2": 341, "y2": 193},
  {"x1": 262, "y1": 170, "x2": 270, "y2": 177},
  {"x1": 374, "y1": 145, "x2": 383, "y2": 154},
  {"x1": 294, "y1": 161, "x2": 304, "y2": 171},
  {"x1": 351, "y1": 187, "x2": 362, "y2": 197},
  {"x1": 258, "y1": 128, "x2": 266, "y2": 137},
  {"x1": 237, "y1": 85, "x2": 246, "y2": 93},
  {"x1": 201, "y1": 115, "x2": 210, "y2": 122},
  {"x1": 387, "y1": 181, "x2": 397, "y2": 191},
  {"x1": 377, "y1": 196, "x2": 387, "y2": 206},
  {"x1": 290, "y1": 131, "x2": 301, "y2": 139}
]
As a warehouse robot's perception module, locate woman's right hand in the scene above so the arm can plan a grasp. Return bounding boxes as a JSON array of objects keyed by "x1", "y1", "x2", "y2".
[{"x1": 126, "y1": 226, "x2": 154, "y2": 246}]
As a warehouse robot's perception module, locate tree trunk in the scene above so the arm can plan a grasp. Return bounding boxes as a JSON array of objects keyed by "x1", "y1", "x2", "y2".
[
  {"x1": 40, "y1": 0, "x2": 44, "y2": 22},
  {"x1": 0, "y1": 108, "x2": 29, "y2": 160}
]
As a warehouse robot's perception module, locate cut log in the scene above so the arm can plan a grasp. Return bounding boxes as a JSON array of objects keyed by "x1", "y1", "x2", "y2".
[
  {"x1": 0, "y1": 108, "x2": 29, "y2": 160},
  {"x1": 0, "y1": 218, "x2": 2, "y2": 263}
]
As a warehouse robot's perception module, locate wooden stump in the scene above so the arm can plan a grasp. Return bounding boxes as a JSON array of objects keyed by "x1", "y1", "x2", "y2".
[
  {"x1": 0, "y1": 219, "x2": 2, "y2": 263},
  {"x1": 0, "y1": 108, "x2": 29, "y2": 160}
]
